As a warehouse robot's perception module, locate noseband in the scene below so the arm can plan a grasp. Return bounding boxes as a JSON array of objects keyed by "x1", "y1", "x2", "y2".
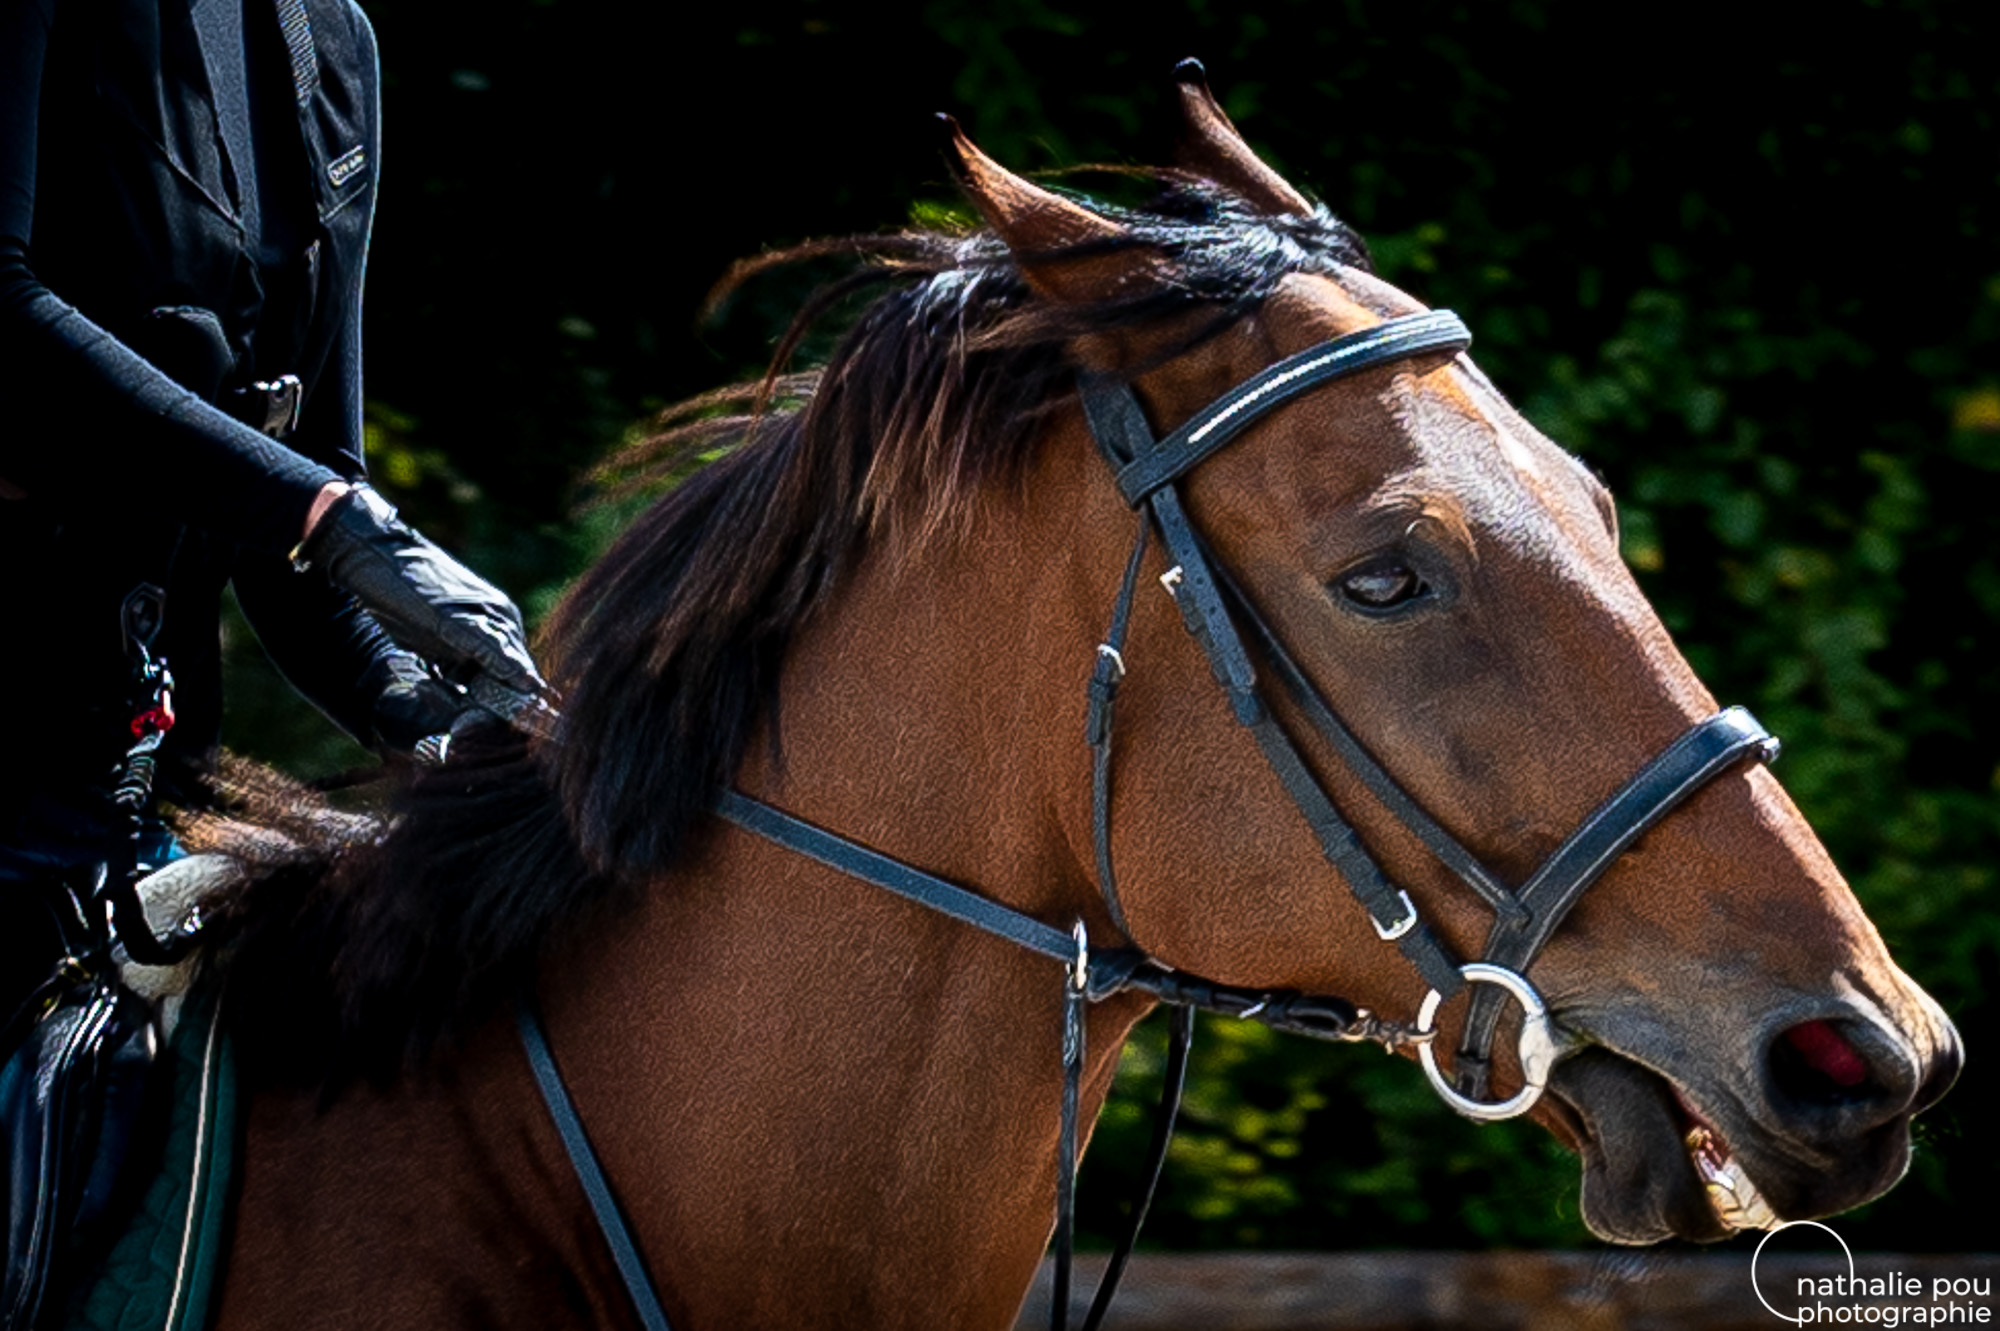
[{"x1": 527, "y1": 308, "x2": 1780, "y2": 1331}]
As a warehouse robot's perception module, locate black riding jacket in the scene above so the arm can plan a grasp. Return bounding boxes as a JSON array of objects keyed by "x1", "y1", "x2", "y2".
[{"x1": 0, "y1": 0, "x2": 404, "y2": 860}]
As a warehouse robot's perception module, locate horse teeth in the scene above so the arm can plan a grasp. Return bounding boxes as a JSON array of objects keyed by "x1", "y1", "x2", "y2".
[{"x1": 1684, "y1": 1126, "x2": 1779, "y2": 1231}]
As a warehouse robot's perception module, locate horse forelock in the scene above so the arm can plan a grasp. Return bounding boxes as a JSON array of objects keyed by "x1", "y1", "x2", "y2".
[{"x1": 203, "y1": 178, "x2": 1373, "y2": 1084}]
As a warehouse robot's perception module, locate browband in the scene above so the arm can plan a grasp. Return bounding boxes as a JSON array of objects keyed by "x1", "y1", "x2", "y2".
[{"x1": 1112, "y1": 309, "x2": 1472, "y2": 505}]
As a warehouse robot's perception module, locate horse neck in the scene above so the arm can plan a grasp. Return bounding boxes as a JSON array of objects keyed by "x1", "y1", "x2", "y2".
[{"x1": 538, "y1": 420, "x2": 1151, "y2": 1328}]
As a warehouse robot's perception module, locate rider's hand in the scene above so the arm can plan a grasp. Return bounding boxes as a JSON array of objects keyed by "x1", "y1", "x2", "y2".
[
  {"x1": 298, "y1": 483, "x2": 550, "y2": 710},
  {"x1": 360, "y1": 651, "x2": 477, "y2": 755}
]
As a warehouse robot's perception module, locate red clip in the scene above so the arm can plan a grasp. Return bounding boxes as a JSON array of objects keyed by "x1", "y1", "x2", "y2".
[{"x1": 131, "y1": 693, "x2": 176, "y2": 737}]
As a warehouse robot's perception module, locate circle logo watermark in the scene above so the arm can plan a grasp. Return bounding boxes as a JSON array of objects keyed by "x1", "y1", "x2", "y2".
[{"x1": 1752, "y1": 1221, "x2": 1992, "y2": 1325}]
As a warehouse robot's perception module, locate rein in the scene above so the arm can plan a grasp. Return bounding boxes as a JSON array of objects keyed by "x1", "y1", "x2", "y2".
[{"x1": 517, "y1": 307, "x2": 1780, "y2": 1331}]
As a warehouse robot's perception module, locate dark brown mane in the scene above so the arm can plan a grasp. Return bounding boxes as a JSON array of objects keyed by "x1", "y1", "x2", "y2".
[{"x1": 202, "y1": 179, "x2": 1372, "y2": 1082}]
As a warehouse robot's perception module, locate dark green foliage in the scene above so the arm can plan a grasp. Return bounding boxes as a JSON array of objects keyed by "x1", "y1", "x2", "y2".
[{"x1": 217, "y1": 0, "x2": 1996, "y2": 1252}]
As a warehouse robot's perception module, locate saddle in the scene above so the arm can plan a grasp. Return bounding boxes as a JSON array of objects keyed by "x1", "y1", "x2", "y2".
[
  {"x1": 2, "y1": 857, "x2": 222, "y2": 1331},
  {"x1": 0, "y1": 965, "x2": 158, "y2": 1331}
]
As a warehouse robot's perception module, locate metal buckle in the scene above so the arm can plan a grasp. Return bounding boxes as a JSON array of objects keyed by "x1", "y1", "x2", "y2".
[
  {"x1": 1159, "y1": 566, "x2": 1184, "y2": 599},
  {"x1": 1095, "y1": 644, "x2": 1127, "y2": 680},
  {"x1": 232, "y1": 374, "x2": 304, "y2": 439},
  {"x1": 1370, "y1": 889, "x2": 1419, "y2": 941},
  {"x1": 1415, "y1": 963, "x2": 1569, "y2": 1122},
  {"x1": 258, "y1": 374, "x2": 304, "y2": 438}
]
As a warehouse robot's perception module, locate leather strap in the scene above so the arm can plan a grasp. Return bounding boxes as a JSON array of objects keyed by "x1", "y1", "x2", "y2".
[
  {"x1": 1081, "y1": 380, "x2": 1262, "y2": 718},
  {"x1": 1080, "y1": 375, "x2": 1464, "y2": 996},
  {"x1": 1450, "y1": 707, "x2": 1778, "y2": 1096},
  {"x1": 1210, "y1": 560, "x2": 1525, "y2": 924},
  {"x1": 715, "y1": 791, "x2": 1076, "y2": 962},
  {"x1": 517, "y1": 1000, "x2": 674, "y2": 1331},
  {"x1": 1086, "y1": 513, "x2": 1152, "y2": 941},
  {"x1": 715, "y1": 792, "x2": 1379, "y2": 1044},
  {"x1": 1078, "y1": 1005, "x2": 1193, "y2": 1331},
  {"x1": 1111, "y1": 311, "x2": 1472, "y2": 505},
  {"x1": 1502, "y1": 706, "x2": 1778, "y2": 968},
  {"x1": 1051, "y1": 967, "x2": 1086, "y2": 1331}
]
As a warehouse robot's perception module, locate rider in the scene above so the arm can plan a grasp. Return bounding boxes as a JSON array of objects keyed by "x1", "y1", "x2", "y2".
[{"x1": 0, "y1": 0, "x2": 546, "y2": 1017}]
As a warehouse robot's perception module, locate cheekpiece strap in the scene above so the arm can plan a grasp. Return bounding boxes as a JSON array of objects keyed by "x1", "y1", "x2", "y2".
[{"x1": 1077, "y1": 362, "x2": 1469, "y2": 998}]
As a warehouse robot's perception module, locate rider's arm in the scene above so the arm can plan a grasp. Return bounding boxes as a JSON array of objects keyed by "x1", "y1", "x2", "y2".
[
  {"x1": 2, "y1": 0, "x2": 541, "y2": 700},
  {"x1": 0, "y1": 0, "x2": 336, "y2": 553}
]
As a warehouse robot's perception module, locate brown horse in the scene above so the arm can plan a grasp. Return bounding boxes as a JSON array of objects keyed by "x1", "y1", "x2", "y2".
[{"x1": 190, "y1": 70, "x2": 1956, "y2": 1331}]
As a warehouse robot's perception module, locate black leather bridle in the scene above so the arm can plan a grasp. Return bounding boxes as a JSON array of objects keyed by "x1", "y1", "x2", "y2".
[
  {"x1": 522, "y1": 306, "x2": 1781, "y2": 1331},
  {"x1": 1070, "y1": 308, "x2": 1780, "y2": 1117}
]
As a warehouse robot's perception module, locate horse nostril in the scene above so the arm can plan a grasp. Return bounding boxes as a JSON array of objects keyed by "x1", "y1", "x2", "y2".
[
  {"x1": 1785, "y1": 1020, "x2": 1869, "y2": 1089},
  {"x1": 1767, "y1": 1018, "x2": 1895, "y2": 1116}
]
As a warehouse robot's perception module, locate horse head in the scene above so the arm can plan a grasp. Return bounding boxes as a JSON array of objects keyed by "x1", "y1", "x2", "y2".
[{"x1": 902, "y1": 67, "x2": 1961, "y2": 1246}]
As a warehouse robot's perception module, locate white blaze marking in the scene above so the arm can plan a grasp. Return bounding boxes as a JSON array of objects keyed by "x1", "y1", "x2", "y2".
[{"x1": 1496, "y1": 424, "x2": 1546, "y2": 483}]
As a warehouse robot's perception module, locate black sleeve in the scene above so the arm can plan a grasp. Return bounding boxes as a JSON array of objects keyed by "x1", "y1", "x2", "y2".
[
  {"x1": 232, "y1": 551, "x2": 401, "y2": 744},
  {"x1": 0, "y1": 0, "x2": 339, "y2": 555}
]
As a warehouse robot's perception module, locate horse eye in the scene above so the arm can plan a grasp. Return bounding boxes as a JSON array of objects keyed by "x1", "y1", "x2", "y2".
[{"x1": 1339, "y1": 562, "x2": 1429, "y2": 610}]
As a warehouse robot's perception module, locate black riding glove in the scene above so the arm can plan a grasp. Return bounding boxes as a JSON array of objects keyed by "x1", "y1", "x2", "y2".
[
  {"x1": 300, "y1": 485, "x2": 552, "y2": 729},
  {"x1": 359, "y1": 651, "x2": 475, "y2": 754}
]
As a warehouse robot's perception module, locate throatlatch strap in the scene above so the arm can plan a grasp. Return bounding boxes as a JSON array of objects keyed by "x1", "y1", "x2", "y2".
[{"x1": 517, "y1": 1000, "x2": 674, "y2": 1331}]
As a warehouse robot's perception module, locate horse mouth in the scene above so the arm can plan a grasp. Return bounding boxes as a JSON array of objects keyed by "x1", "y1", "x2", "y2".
[
  {"x1": 1545, "y1": 1047, "x2": 1778, "y2": 1245},
  {"x1": 1677, "y1": 1097, "x2": 1779, "y2": 1232}
]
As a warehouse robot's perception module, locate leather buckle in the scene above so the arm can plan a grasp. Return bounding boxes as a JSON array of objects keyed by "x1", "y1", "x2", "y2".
[{"x1": 1370, "y1": 888, "x2": 1419, "y2": 941}]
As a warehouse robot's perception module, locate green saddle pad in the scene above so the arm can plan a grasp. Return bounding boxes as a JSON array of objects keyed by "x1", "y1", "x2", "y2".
[{"x1": 62, "y1": 988, "x2": 238, "y2": 1331}]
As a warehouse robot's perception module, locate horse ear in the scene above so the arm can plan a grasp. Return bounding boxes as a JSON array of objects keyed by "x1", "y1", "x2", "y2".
[
  {"x1": 1171, "y1": 59, "x2": 1314, "y2": 219},
  {"x1": 938, "y1": 115, "x2": 1150, "y2": 303}
]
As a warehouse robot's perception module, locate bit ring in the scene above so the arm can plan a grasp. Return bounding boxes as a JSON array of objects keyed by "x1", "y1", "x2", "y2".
[{"x1": 1415, "y1": 963, "x2": 1568, "y2": 1122}]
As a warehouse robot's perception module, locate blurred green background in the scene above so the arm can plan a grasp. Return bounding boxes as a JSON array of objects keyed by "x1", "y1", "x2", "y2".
[{"x1": 221, "y1": 0, "x2": 1997, "y2": 1255}]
